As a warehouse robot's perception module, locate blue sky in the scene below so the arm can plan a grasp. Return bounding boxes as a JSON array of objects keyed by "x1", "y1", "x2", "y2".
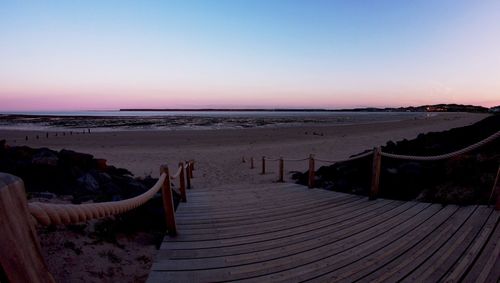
[{"x1": 0, "y1": 0, "x2": 499, "y2": 110}]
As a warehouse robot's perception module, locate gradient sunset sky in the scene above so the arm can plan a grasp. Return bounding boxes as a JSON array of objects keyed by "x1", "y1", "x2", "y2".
[{"x1": 1, "y1": 0, "x2": 499, "y2": 111}]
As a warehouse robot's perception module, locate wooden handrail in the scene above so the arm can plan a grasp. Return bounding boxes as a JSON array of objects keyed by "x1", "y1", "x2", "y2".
[
  {"x1": 308, "y1": 154, "x2": 315, "y2": 188},
  {"x1": 0, "y1": 159, "x2": 196, "y2": 281},
  {"x1": 278, "y1": 157, "x2": 284, "y2": 182},
  {"x1": 185, "y1": 161, "x2": 192, "y2": 189},
  {"x1": 249, "y1": 132, "x2": 500, "y2": 201},
  {"x1": 160, "y1": 165, "x2": 177, "y2": 236},
  {"x1": 188, "y1": 161, "x2": 194, "y2": 179},
  {"x1": 0, "y1": 173, "x2": 55, "y2": 283},
  {"x1": 369, "y1": 147, "x2": 382, "y2": 200},
  {"x1": 490, "y1": 166, "x2": 500, "y2": 211}
]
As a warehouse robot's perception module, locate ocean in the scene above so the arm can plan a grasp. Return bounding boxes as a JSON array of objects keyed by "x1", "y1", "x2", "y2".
[{"x1": 0, "y1": 111, "x2": 428, "y2": 131}]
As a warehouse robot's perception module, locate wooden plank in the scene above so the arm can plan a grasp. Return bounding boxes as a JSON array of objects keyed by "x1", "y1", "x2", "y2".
[
  {"x1": 309, "y1": 204, "x2": 462, "y2": 282},
  {"x1": 462, "y1": 212, "x2": 500, "y2": 283},
  {"x1": 244, "y1": 203, "x2": 439, "y2": 283},
  {"x1": 175, "y1": 190, "x2": 343, "y2": 217},
  {"x1": 174, "y1": 195, "x2": 360, "y2": 229},
  {"x1": 152, "y1": 202, "x2": 428, "y2": 279},
  {"x1": 401, "y1": 206, "x2": 491, "y2": 282},
  {"x1": 443, "y1": 210, "x2": 499, "y2": 282},
  {"x1": 153, "y1": 201, "x2": 403, "y2": 269},
  {"x1": 163, "y1": 199, "x2": 398, "y2": 249},
  {"x1": 164, "y1": 199, "x2": 399, "y2": 259},
  {"x1": 174, "y1": 193, "x2": 357, "y2": 224},
  {"x1": 358, "y1": 205, "x2": 475, "y2": 283},
  {"x1": 174, "y1": 198, "x2": 368, "y2": 237},
  {"x1": 175, "y1": 195, "x2": 359, "y2": 229},
  {"x1": 149, "y1": 181, "x2": 499, "y2": 282}
]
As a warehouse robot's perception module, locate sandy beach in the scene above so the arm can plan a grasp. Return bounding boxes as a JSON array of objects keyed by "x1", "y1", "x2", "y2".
[
  {"x1": 1, "y1": 112, "x2": 489, "y2": 187},
  {"x1": 0, "y1": 112, "x2": 493, "y2": 282}
]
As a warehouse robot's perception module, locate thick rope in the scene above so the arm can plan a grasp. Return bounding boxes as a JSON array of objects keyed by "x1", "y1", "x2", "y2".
[
  {"x1": 170, "y1": 165, "x2": 183, "y2": 179},
  {"x1": 380, "y1": 130, "x2": 500, "y2": 161},
  {"x1": 488, "y1": 167, "x2": 500, "y2": 205},
  {"x1": 28, "y1": 173, "x2": 167, "y2": 226},
  {"x1": 315, "y1": 151, "x2": 372, "y2": 164},
  {"x1": 282, "y1": 157, "x2": 309, "y2": 162},
  {"x1": 264, "y1": 152, "x2": 371, "y2": 164}
]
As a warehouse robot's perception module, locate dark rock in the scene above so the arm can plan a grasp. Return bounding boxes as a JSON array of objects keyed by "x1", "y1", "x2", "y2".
[
  {"x1": 94, "y1": 159, "x2": 107, "y2": 171},
  {"x1": 106, "y1": 165, "x2": 132, "y2": 176},
  {"x1": 59, "y1": 149, "x2": 94, "y2": 169},
  {"x1": 295, "y1": 115, "x2": 500, "y2": 205},
  {"x1": 30, "y1": 192, "x2": 57, "y2": 199},
  {"x1": 96, "y1": 172, "x2": 113, "y2": 184},
  {"x1": 101, "y1": 182, "x2": 121, "y2": 195},
  {"x1": 77, "y1": 173, "x2": 100, "y2": 193},
  {"x1": 32, "y1": 148, "x2": 59, "y2": 166}
]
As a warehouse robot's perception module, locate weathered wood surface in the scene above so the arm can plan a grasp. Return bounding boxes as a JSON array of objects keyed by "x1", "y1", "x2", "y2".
[
  {"x1": 0, "y1": 173, "x2": 55, "y2": 283},
  {"x1": 148, "y1": 182, "x2": 500, "y2": 282}
]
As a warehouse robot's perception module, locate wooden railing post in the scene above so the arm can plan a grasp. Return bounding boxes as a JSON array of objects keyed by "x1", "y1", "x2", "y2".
[
  {"x1": 0, "y1": 173, "x2": 55, "y2": 283},
  {"x1": 308, "y1": 154, "x2": 315, "y2": 188},
  {"x1": 250, "y1": 157, "x2": 254, "y2": 169},
  {"x1": 178, "y1": 162, "x2": 187, "y2": 203},
  {"x1": 369, "y1": 147, "x2": 382, "y2": 200},
  {"x1": 491, "y1": 166, "x2": 500, "y2": 211},
  {"x1": 261, "y1": 156, "x2": 266, "y2": 175},
  {"x1": 160, "y1": 165, "x2": 177, "y2": 236},
  {"x1": 186, "y1": 162, "x2": 191, "y2": 189},
  {"x1": 278, "y1": 157, "x2": 284, "y2": 182},
  {"x1": 189, "y1": 160, "x2": 194, "y2": 178}
]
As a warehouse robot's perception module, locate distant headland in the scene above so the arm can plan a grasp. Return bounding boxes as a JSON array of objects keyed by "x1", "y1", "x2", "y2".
[{"x1": 121, "y1": 104, "x2": 500, "y2": 113}]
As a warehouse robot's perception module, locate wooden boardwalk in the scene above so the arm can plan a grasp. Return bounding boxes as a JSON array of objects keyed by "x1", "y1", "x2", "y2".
[{"x1": 148, "y1": 183, "x2": 500, "y2": 282}]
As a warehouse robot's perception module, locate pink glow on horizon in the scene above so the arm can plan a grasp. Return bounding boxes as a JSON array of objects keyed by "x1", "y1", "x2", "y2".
[
  {"x1": 1, "y1": 1, "x2": 500, "y2": 111},
  {"x1": 1, "y1": 84, "x2": 498, "y2": 111}
]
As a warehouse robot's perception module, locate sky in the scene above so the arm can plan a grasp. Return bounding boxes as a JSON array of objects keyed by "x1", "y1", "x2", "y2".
[{"x1": 0, "y1": 0, "x2": 499, "y2": 111}]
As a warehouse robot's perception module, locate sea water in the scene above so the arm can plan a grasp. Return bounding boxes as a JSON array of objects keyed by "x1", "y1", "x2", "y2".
[{"x1": 0, "y1": 111, "x2": 429, "y2": 131}]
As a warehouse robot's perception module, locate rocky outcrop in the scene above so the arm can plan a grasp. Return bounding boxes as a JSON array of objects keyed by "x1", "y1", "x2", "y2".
[
  {"x1": 0, "y1": 145, "x2": 180, "y2": 231},
  {"x1": 294, "y1": 115, "x2": 500, "y2": 205}
]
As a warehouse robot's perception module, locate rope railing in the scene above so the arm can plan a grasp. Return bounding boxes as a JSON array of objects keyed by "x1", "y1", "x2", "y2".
[
  {"x1": 265, "y1": 157, "x2": 309, "y2": 162},
  {"x1": 28, "y1": 173, "x2": 166, "y2": 226},
  {"x1": 1, "y1": 159, "x2": 198, "y2": 282},
  {"x1": 380, "y1": 130, "x2": 500, "y2": 161},
  {"x1": 254, "y1": 151, "x2": 374, "y2": 171},
  {"x1": 27, "y1": 160, "x2": 196, "y2": 229},
  {"x1": 488, "y1": 166, "x2": 500, "y2": 210},
  {"x1": 315, "y1": 151, "x2": 372, "y2": 164},
  {"x1": 170, "y1": 166, "x2": 183, "y2": 179},
  {"x1": 246, "y1": 151, "x2": 373, "y2": 188},
  {"x1": 0, "y1": 160, "x2": 195, "y2": 282},
  {"x1": 246, "y1": 130, "x2": 500, "y2": 209}
]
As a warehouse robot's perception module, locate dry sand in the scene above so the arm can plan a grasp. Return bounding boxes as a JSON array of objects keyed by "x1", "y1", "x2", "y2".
[
  {"x1": 0, "y1": 112, "x2": 490, "y2": 187},
  {"x1": 0, "y1": 112, "x2": 490, "y2": 282}
]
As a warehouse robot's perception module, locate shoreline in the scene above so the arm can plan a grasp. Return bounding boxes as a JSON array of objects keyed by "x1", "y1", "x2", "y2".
[
  {"x1": 1, "y1": 112, "x2": 492, "y2": 283},
  {"x1": 1, "y1": 112, "x2": 489, "y2": 185},
  {"x1": 0, "y1": 111, "x2": 433, "y2": 132}
]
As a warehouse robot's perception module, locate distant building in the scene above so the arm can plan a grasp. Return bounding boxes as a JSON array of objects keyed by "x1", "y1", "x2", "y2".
[{"x1": 425, "y1": 106, "x2": 447, "y2": 112}]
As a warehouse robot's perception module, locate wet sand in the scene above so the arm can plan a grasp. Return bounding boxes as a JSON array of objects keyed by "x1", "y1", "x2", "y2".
[
  {"x1": 0, "y1": 112, "x2": 489, "y2": 187},
  {"x1": 0, "y1": 112, "x2": 490, "y2": 282}
]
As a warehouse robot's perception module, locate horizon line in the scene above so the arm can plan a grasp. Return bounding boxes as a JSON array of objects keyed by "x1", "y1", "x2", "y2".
[{"x1": 1, "y1": 103, "x2": 497, "y2": 114}]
